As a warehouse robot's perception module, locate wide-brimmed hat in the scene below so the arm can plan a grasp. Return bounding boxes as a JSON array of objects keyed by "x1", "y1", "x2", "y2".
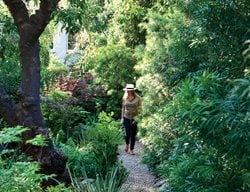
[{"x1": 123, "y1": 84, "x2": 137, "y2": 91}]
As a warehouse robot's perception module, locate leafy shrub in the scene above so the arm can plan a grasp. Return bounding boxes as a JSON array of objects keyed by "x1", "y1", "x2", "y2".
[
  {"x1": 0, "y1": 7, "x2": 20, "y2": 96},
  {"x1": 46, "y1": 183, "x2": 72, "y2": 192},
  {"x1": 0, "y1": 126, "x2": 72, "y2": 192},
  {"x1": 41, "y1": 90, "x2": 90, "y2": 143},
  {"x1": 143, "y1": 72, "x2": 250, "y2": 192},
  {"x1": 71, "y1": 163, "x2": 128, "y2": 192},
  {"x1": 58, "y1": 139, "x2": 99, "y2": 178},
  {"x1": 168, "y1": 75, "x2": 250, "y2": 191},
  {"x1": 0, "y1": 6, "x2": 58, "y2": 97},
  {"x1": 83, "y1": 43, "x2": 138, "y2": 118},
  {"x1": 136, "y1": 1, "x2": 250, "y2": 191},
  {"x1": 55, "y1": 73, "x2": 106, "y2": 114},
  {"x1": 106, "y1": 0, "x2": 147, "y2": 48},
  {"x1": 57, "y1": 112, "x2": 125, "y2": 189},
  {"x1": 0, "y1": 126, "x2": 47, "y2": 192},
  {"x1": 41, "y1": 57, "x2": 68, "y2": 93},
  {"x1": 0, "y1": 161, "x2": 49, "y2": 192},
  {"x1": 47, "y1": 89, "x2": 72, "y2": 102},
  {"x1": 0, "y1": 117, "x2": 124, "y2": 192},
  {"x1": 85, "y1": 112, "x2": 123, "y2": 175},
  {"x1": 140, "y1": 111, "x2": 175, "y2": 172}
]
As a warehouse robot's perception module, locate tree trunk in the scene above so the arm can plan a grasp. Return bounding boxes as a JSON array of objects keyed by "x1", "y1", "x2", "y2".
[
  {"x1": 0, "y1": 0, "x2": 70, "y2": 187},
  {"x1": 18, "y1": 40, "x2": 69, "y2": 186}
]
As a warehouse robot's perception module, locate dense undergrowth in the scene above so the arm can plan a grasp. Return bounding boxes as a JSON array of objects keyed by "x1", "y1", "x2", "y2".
[
  {"x1": 0, "y1": 111, "x2": 126, "y2": 192},
  {"x1": 0, "y1": 0, "x2": 250, "y2": 191},
  {"x1": 137, "y1": 1, "x2": 250, "y2": 191}
]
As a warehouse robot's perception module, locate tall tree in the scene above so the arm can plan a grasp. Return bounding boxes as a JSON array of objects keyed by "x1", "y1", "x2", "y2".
[{"x1": 0, "y1": 0, "x2": 69, "y2": 186}]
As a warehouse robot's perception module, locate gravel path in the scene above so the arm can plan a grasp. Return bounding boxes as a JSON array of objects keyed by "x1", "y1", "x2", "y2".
[{"x1": 118, "y1": 141, "x2": 157, "y2": 192}]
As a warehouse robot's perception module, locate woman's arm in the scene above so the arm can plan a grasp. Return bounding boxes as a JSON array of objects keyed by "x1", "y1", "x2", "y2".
[
  {"x1": 138, "y1": 95, "x2": 142, "y2": 114},
  {"x1": 121, "y1": 99, "x2": 125, "y2": 122}
]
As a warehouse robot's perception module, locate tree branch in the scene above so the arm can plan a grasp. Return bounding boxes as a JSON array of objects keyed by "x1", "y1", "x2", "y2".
[
  {"x1": 0, "y1": 85, "x2": 17, "y2": 126},
  {"x1": 4, "y1": 0, "x2": 60, "y2": 43},
  {"x1": 29, "y1": 0, "x2": 60, "y2": 39},
  {"x1": 3, "y1": 0, "x2": 29, "y2": 30}
]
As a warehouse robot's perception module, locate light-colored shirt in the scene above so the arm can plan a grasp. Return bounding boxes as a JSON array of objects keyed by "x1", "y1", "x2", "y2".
[{"x1": 122, "y1": 95, "x2": 142, "y2": 120}]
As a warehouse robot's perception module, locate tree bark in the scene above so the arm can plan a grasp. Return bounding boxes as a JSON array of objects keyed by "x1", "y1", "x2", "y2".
[{"x1": 1, "y1": 0, "x2": 70, "y2": 186}]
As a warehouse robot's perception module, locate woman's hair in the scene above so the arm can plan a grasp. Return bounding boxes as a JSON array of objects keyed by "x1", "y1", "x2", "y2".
[{"x1": 122, "y1": 90, "x2": 137, "y2": 100}]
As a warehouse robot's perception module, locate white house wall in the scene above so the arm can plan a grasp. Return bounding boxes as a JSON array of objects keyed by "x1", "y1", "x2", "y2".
[{"x1": 52, "y1": 23, "x2": 68, "y2": 63}]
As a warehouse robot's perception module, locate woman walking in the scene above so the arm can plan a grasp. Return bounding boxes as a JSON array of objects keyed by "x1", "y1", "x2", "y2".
[{"x1": 121, "y1": 84, "x2": 142, "y2": 155}]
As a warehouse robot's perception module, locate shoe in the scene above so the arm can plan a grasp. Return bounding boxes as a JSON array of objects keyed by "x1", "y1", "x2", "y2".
[
  {"x1": 124, "y1": 145, "x2": 129, "y2": 152},
  {"x1": 130, "y1": 150, "x2": 135, "y2": 155}
]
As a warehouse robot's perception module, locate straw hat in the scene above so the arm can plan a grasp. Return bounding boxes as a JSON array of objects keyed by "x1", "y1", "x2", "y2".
[{"x1": 123, "y1": 84, "x2": 137, "y2": 91}]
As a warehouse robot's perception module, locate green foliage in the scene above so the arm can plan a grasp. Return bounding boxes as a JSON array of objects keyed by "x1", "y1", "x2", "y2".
[
  {"x1": 141, "y1": 72, "x2": 250, "y2": 191},
  {"x1": 0, "y1": 161, "x2": 49, "y2": 192},
  {"x1": 58, "y1": 112, "x2": 124, "y2": 182},
  {"x1": 84, "y1": 44, "x2": 137, "y2": 118},
  {"x1": 0, "y1": 126, "x2": 29, "y2": 144},
  {"x1": 71, "y1": 164, "x2": 128, "y2": 192},
  {"x1": 3, "y1": 0, "x2": 250, "y2": 191},
  {"x1": 1, "y1": 2, "x2": 130, "y2": 191},
  {"x1": 165, "y1": 73, "x2": 250, "y2": 191},
  {"x1": 106, "y1": 0, "x2": 147, "y2": 48},
  {"x1": 40, "y1": 22, "x2": 58, "y2": 68},
  {"x1": 0, "y1": 6, "x2": 20, "y2": 95},
  {"x1": 0, "y1": 118, "x2": 9, "y2": 130},
  {"x1": 0, "y1": 109, "x2": 123, "y2": 192},
  {"x1": 140, "y1": 109, "x2": 175, "y2": 172},
  {"x1": 243, "y1": 40, "x2": 250, "y2": 62},
  {"x1": 0, "y1": 4, "x2": 57, "y2": 96},
  {"x1": 0, "y1": 127, "x2": 72, "y2": 192},
  {"x1": 41, "y1": 57, "x2": 68, "y2": 93},
  {"x1": 69, "y1": 0, "x2": 148, "y2": 118},
  {"x1": 0, "y1": 126, "x2": 48, "y2": 192},
  {"x1": 134, "y1": 4, "x2": 176, "y2": 122},
  {"x1": 59, "y1": 139, "x2": 99, "y2": 178},
  {"x1": 46, "y1": 183, "x2": 72, "y2": 192},
  {"x1": 47, "y1": 89, "x2": 72, "y2": 101},
  {"x1": 86, "y1": 165, "x2": 127, "y2": 192},
  {"x1": 181, "y1": 0, "x2": 249, "y2": 77},
  {"x1": 136, "y1": 1, "x2": 250, "y2": 191},
  {"x1": 55, "y1": 73, "x2": 106, "y2": 114},
  {"x1": 85, "y1": 44, "x2": 137, "y2": 88},
  {"x1": 54, "y1": 0, "x2": 108, "y2": 34},
  {"x1": 26, "y1": 134, "x2": 48, "y2": 146},
  {"x1": 85, "y1": 112, "x2": 123, "y2": 175},
  {"x1": 41, "y1": 90, "x2": 89, "y2": 143}
]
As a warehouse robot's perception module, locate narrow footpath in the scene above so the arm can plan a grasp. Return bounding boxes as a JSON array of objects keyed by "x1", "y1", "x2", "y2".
[{"x1": 118, "y1": 141, "x2": 157, "y2": 192}]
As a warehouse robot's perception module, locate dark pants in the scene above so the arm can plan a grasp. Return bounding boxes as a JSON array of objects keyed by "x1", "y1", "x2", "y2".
[{"x1": 123, "y1": 117, "x2": 137, "y2": 150}]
